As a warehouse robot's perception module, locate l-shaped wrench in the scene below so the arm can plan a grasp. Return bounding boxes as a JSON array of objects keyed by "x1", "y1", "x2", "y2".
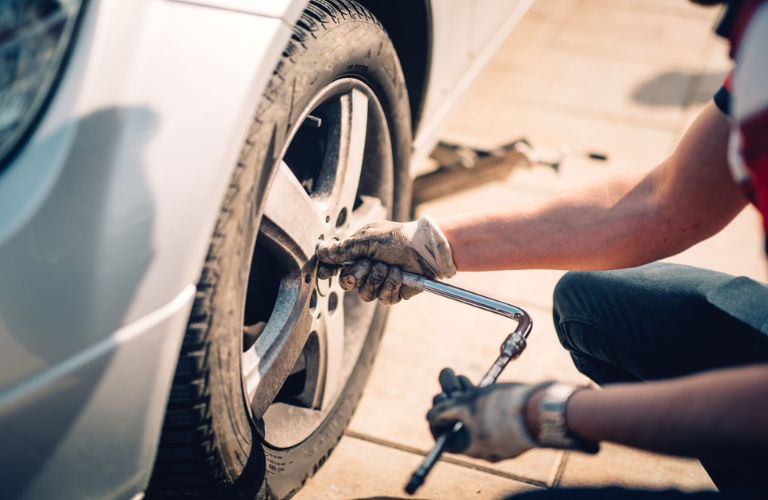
[{"x1": 398, "y1": 271, "x2": 533, "y2": 495}]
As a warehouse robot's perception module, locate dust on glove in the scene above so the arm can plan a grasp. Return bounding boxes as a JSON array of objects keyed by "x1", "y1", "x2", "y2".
[{"x1": 317, "y1": 215, "x2": 457, "y2": 304}]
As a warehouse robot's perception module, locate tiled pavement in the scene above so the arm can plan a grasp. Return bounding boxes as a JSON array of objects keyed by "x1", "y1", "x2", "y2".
[{"x1": 296, "y1": 1, "x2": 766, "y2": 498}]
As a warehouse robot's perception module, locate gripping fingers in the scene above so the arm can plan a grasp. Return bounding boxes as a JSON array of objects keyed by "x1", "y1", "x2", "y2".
[
  {"x1": 432, "y1": 370, "x2": 475, "y2": 408},
  {"x1": 316, "y1": 236, "x2": 369, "y2": 265},
  {"x1": 458, "y1": 375, "x2": 475, "y2": 391},
  {"x1": 438, "y1": 368, "x2": 460, "y2": 394},
  {"x1": 432, "y1": 392, "x2": 449, "y2": 406},
  {"x1": 427, "y1": 402, "x2": 473, "y2": 453},
  {"x1": 432, "y1": 368, "x2": 460, "y2": 408},
  {"x1": 428, "y1": 403, "x2": 471, "y2": 431},
  {"x1": 377, "y1": 265, "x2": 402, "y2": 305},
  {"x1": 339, "y1": 259, "x2": 372, "y2": 291},
  {"x1": 317, "y1": 263, "x2": 338, "y2": 280},
  {"x1": 399, "y1": 283, "x2": 421, "y2": 300},
  {"x1": 359, "y1": 261, "x2": 389, "y2": 302}
]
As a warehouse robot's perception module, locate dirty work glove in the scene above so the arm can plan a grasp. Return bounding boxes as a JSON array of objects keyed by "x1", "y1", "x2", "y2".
[
  {"x1": 427, "y1": 368, "x2": 549, "y2": 463},
  {"x1": 316, "y1": 215, "x2": 457, "y2": 305}
]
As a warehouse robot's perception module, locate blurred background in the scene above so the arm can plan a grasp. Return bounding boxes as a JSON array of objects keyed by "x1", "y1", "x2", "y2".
[{"x1": 297, "y1": 1, "x2": 764, "y2": 498}]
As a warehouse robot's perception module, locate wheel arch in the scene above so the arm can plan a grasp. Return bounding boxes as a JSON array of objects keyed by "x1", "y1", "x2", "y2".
[{"x1": 360, "y1": 0, "x2": 432, "y2": 136}]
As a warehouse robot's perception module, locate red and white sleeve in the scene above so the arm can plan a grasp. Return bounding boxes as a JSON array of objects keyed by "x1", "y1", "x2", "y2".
[{"x1": 730, "y1": 1, "x2": 768, "y2": 233}]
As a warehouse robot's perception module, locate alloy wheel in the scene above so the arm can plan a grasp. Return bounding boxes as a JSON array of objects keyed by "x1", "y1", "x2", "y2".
[{"x1": 241, "y1": 79, "x2": 394, "y2": 448}]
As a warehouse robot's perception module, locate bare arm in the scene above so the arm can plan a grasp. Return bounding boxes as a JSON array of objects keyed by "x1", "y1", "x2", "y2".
[
  {"x1": 440, "y1": 103, "x2": 748, "y2": 272},
  {"x1": 547, "y1": 364, "x2": 768, "y2": 458}
]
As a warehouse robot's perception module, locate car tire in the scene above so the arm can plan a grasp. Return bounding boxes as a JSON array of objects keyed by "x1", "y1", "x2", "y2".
[{"x1": 147, "y1": 1, "x2": 412, "y2": 499}]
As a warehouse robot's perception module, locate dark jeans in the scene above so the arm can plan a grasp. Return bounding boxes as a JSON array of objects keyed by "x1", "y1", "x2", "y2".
[{"x1": 547, "y1": 263, "x2": 768, "y2": 496}]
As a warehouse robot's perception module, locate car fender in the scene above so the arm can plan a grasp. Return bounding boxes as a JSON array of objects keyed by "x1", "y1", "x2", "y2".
[{"x1": 0, "y1": 1, "x2": 298, "y2": 498}]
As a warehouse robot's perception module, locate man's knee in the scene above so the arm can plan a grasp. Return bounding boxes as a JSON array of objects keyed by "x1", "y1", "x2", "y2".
[
  {"x1": 553, "y1": 271, "x2": 603, "y2": 349},
  {"x1": 553, "y1": 273, "x2": 640, "y2": 384},
  {"x1": 552, "y1": 270, "x2": 631, "y2": 361},
  {"x1": 553, "y1": 271, "x2": 596, "y2": 312}
]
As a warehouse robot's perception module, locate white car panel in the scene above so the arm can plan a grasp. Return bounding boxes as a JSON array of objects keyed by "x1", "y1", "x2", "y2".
[
  {"x1": 0, "y1": 1, "x2": 292, "y2": 497},
  {"x1": 423, "y1": 1, "x2": 475, "y2": 115},
  {"x1": 0, "y1": 0, "x2": 290, "y2": 389},
  {"x1": 1, "y1": 286, "x2": 195, "y2": 500},
  {"x1": 471, "y1": 0, "x2": 526, "y2": 53},
  {"x1": 412, "y1": 0, "x2": 533, "y2": 167},
  {"x1": 171, "y1": 0, "x2": 308, "y2": 21}
]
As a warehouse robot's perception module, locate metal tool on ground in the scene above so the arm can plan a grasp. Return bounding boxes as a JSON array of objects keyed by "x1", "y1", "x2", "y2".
[
  {"x1": 398, "y1": 271, "x2": 533, "y2": 495},
  {"x1": 413, "y1": 138, "x2": 560, "y2": 206}
]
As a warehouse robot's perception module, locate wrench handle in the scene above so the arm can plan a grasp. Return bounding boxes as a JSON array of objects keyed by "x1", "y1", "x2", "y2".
[
  {"x1": 404, "y1": 428, "x2": 454, "y2": 495},
  {"x1": 405, "y1": 333, "x2": 527, "y2": 495},
  {"x1": 401, "y1": 271, "x2": 528, "y2": 322},
  {"x1": 401, "y1": 272, "x2": 532, "y2": 495},
  {"x1": 313, "y1": 266, "x2": 534, "y2": 493}
]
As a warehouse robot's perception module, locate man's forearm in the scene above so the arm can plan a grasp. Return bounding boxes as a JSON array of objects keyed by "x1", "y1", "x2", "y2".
[
  {"x1": 563, "y1": 364, "x2": 768, "y2": 457},
  {"x1": 438, "y1": 172, "x2": 663, "y2": 271}
]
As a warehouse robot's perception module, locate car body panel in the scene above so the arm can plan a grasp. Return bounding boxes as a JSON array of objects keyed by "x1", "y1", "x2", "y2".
[
  {"x1": 472, "y1": 0, "x2": 526, "y2": 52},
  {"x1": 0, "y1": 1, "x2": 288, "y2": 498},
  {"x1": 0, "y1": 0, "x2": 531, "y2": 497},
  {"x1": 1, "y1": 286, "x2": 195, "y2": 500},
  {"x1": 0, "y1": 0, "x2": 288, "y2": 389},
  {"x1": 172, "y1": 0, "x2": 308, "y2": 20},
  {"x1": 413, "y1": 0, "x2": 534, "y2": 165}
]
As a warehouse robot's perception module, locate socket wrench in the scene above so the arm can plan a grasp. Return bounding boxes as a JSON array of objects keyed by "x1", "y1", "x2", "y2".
[{"x1": 398, "y1": 271, "x2": 533, "y2": 495}]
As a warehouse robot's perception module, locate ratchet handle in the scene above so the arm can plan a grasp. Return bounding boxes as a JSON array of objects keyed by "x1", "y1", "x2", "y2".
[
  {"x1": 401, "y1": 273, "x2": 532, "y2": 496},
  {"x1": 320, "y1": 267, "x2": 532, "y2": 495},
  {"x1": 400, "y1": 271, "x2": 529, "y2": 323},
  {"x1": 326, "y1": 266, "x2": 526, "y2": 323},
  {"x1": 404, "y1": 333, "x2": 527, "y2": 496},
  {"x1": 404, "y1": 431, "x2": 453, "y2": 494}
]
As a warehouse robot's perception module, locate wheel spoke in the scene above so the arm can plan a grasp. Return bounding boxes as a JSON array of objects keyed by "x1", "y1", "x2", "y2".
[
  {"x1": 262, "y1": 161, "x2": 326, "y2": 261},
  {"x1": 317, "y1": 285, "x2": 346, "y2": 407},
  {"x1": 326, "y1": 89, "x2": 369, "y2": 219},
  {"x1": 346, "y1": 195, "x2": 388, "y2": 235},
  {"x1": 242, "y1": 284, "x2": 311, "y2": 414}
]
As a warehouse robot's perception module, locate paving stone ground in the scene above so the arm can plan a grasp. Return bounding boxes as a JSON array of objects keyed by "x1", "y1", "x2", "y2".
[{"x1": 297, "y1": 1, "x2": 765, "y2": 498}]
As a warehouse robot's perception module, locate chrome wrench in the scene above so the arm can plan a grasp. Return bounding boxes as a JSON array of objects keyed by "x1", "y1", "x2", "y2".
[{"x1": 398, "y1": 271, "x2": 533, "y2": 495}]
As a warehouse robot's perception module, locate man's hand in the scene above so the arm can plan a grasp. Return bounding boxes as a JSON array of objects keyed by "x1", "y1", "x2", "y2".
[
  {"x1": 316, "y1": 215, "x2": 457, "y2": 304},
  {"x1": 426, "y1": 368, "x2": 546, "y2": 462}
]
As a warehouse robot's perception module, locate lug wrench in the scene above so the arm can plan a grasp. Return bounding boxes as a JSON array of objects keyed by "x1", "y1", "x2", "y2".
[{"x1": 398, "y1": 271, "x2": 533, "y2": 495}]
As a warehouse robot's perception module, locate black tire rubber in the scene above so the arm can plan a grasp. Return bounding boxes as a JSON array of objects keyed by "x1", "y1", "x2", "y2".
[{"x1": 147, "y1": 1, "x2": 412, "y2": 498}]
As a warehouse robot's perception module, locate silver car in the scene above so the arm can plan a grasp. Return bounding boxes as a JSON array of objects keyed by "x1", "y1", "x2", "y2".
[{"x1": 0, "y1": 0, "x2": 531, "y2": 498}]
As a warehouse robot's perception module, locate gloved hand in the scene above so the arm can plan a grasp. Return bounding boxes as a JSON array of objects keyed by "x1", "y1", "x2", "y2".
[
  {"x1": 316, "y1": 215, "x2": 457, "y2": 304},
  {"x1": 427, "y1": 368, "x2": 549, "y2": 463}
]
